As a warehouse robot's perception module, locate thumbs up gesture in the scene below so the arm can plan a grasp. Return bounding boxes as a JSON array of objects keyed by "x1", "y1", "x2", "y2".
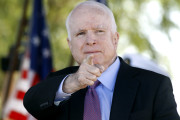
[{"x1": 63, "y1": 55, "x2": 104, "y2": 93}]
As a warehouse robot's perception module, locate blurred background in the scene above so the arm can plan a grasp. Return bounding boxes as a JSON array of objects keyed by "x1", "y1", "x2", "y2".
[{"x1": 0, "y1": 0, "x2": 180, "y2": 119}]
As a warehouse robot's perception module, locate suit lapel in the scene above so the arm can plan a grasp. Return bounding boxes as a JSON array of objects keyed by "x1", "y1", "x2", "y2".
[
  {"x1": 68, "y1": 57, "x2": 139, "y2": 120},
  {"x1": 69, "y1": 87, "x2": 87, "y2": 120},
  {"x1": 110, "y1": 58, "x2": 139, "y2": 120}
]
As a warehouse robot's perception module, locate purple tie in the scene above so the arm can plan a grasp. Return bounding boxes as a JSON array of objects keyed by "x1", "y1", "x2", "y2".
[{"x1": 83, "y1": 80, "x2": 101, "y2": 120}]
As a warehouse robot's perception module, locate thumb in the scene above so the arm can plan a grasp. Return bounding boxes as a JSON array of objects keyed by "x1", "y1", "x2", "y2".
[{"x1": 83, "y1": 54, "x2": 94, "y2": 65}]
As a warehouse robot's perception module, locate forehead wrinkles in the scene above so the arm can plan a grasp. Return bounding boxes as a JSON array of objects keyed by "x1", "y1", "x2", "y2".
[
  {"x1": 70, "y1": 6, "x2": 110, "y2": 31},
  {"x1": 74, "y1": 24, "x2": 108, "y2": 34}
]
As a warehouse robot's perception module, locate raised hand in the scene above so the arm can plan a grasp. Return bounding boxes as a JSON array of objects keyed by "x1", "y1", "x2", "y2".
[{"x1": 62, "y1": 55, "x2": 104, "y2": 93}]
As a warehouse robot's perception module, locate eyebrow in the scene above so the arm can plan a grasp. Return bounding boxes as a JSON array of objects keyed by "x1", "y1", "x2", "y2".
[
  {"x1": 95, "y1": 25, "x2": 107, "y2": 29},
  {"x1": 74, "y1": 25, "x2": 108, "y2": 34},
  {"x1": 79, "y1": 25, "x2": 107, "y2": 31}
]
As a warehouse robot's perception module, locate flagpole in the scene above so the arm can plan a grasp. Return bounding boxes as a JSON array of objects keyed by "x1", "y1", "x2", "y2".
[{"x1": 2, "y1": 0, "x2": 29, "y2": 108}]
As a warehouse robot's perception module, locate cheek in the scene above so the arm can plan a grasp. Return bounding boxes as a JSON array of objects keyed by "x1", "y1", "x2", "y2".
[
  {"x1": 101, "y1": 35, "x2": 115, "y2": 48},
  {"x1": 70, "y1": 40, "x2": 85, "y2": 63},
  {"x1": 71, "y1": 40, "x2": 83, "y2": 51},
  {"x1": 103, "y1": 40, "x2": 116, "y2": 55}
]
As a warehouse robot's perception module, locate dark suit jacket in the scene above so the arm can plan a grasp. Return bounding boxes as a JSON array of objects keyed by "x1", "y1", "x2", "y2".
[{"x1": 23, "y1": 57, "x2": 180, "y2": 120}]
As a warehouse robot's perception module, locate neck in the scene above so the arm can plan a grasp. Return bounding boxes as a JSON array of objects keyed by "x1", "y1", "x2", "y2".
[{"x1": 103, "y1": 55, "x2": 117, "y2": 71}]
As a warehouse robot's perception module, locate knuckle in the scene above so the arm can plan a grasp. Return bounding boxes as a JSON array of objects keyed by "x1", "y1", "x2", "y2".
[
  {"x1": 92, "y1": 75, "x2": 97, "y2": 80},
  {"x1": 88, "y1": 80, "x2": 94, "y2": 85},
  {"x1": 80, "y1": 64, "x2": 90, "y2": 72},
  {"x1": 92, "y1": 75, "x2": 96, "y2": 79},
  {"x1": 94, "y1": 68, "x2": 100, "y2": 74},
  {"x1": 91, "y1": 67, "x2": 98, "y2": 73},
  {"x1": 96, "y1": 73, "x2": 101, "y2": 77},
  {"x1": 79, "y1": 80, "x2": 85, "y2": 86}
]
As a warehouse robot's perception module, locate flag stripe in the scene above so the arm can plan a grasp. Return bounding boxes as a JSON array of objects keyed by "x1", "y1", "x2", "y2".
[
  {"x1": 31, "y1": 73, "x2": 40, "y2": 86},
  {"x1": 16, "y1": 79, "x2": 31, "y2": 92},
  {"x1": 16, "y1": 90, "x2": 26, "y2": 100},
  {"x1": 9, "y1": 110, "x2": 28, "y2": 120},
  {"x1": 21, "y1": 70, "x2": 28, "y2": 79}
]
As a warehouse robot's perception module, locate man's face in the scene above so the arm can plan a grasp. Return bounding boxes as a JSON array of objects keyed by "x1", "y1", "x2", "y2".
[{"x1": 67, "y1": 7, "x2": 119, "y2": 69}]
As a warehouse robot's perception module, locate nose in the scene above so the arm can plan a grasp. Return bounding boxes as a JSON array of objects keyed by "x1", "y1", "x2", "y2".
[{"x1": 86, "y1": 31, "x2": 96, "y2": 46}]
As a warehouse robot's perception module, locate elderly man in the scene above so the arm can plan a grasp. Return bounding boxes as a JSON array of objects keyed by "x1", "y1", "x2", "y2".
[{"x1": 23, "y1": 1, "x2": 180, "y2": 120}]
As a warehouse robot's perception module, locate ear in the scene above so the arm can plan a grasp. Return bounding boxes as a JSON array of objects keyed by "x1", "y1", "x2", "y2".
[
  {"x1": 113, "y1": 32, "x2": 119, "y2": 47},
  {"x1": 67, "y1": 38, "x2": 72, "y2": 50}
]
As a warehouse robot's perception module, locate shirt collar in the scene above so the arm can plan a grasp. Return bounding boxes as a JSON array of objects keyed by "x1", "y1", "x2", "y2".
[{"x1": 98, "y1": 57, "x2": 120, "y2": 91}]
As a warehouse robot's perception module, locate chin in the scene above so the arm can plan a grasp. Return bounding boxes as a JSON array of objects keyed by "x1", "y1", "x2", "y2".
[{"x1": 93, "y1": 58, "x2": 103, "y2": 65}]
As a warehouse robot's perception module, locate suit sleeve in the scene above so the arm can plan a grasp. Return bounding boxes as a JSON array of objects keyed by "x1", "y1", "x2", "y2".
[
  {"x1": 153, "y1": 77, "x2": 180, "y2": 120},
  {"x1": 23, "y1": 73, "x2": 70, "y2": 119}
]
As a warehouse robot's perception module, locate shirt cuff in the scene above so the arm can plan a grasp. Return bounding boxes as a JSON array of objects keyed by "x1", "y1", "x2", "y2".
[{"x1": 54, "y1": 75, "x2": 72, "y2": 105}]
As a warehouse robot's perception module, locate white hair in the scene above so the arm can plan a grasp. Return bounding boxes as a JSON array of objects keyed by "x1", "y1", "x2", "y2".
[{"x1": 65, "y1": 1, "x2": 117, "y2": 40}]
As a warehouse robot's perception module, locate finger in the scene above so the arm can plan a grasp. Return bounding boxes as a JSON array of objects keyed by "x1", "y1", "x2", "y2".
[
  {"x1": 79, "y1": 77, "x2": 94, "y2": 86},
  {"x1": 85, "y1": 79, "x2": 95, "y2": 86},
  {"x1": 94, "y1": 64, "x2": 105, "y2": 73},
  {"x1": 84, "y1": 73, "x2": 97, "y2": 81},
  {"x1": 87, "y1": 66, "x2": 101, "y2": 77},
  {"x1": 83, "y1": 54, "x2": 94, "y2": 65}
]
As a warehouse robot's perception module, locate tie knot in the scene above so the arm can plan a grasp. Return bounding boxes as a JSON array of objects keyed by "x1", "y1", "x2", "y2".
[{"x1": 90, "y1": 80, "x2": 101, "y2": 89}]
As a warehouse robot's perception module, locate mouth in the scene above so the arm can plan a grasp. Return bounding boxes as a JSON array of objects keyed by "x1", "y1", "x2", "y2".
[{"x1": 84, "y1": 51, "x2": 101, "y2": 54}]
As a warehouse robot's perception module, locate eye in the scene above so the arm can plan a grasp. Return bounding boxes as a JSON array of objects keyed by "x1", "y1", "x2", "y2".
[
  {"x1": 96, "y1": 30, "x2": 105, "y2": 34},
  {"x1": 77, "y1": 32, "x2": 85, "y2": 36}
]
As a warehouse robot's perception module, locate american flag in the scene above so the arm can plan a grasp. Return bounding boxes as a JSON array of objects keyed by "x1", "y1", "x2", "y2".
[
  {"x1": 96, "y1": 0, "x2": 107, "y2": 5},
  {"x1": 3, "y1": 0, "x2": 53, "y2": 119}
]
